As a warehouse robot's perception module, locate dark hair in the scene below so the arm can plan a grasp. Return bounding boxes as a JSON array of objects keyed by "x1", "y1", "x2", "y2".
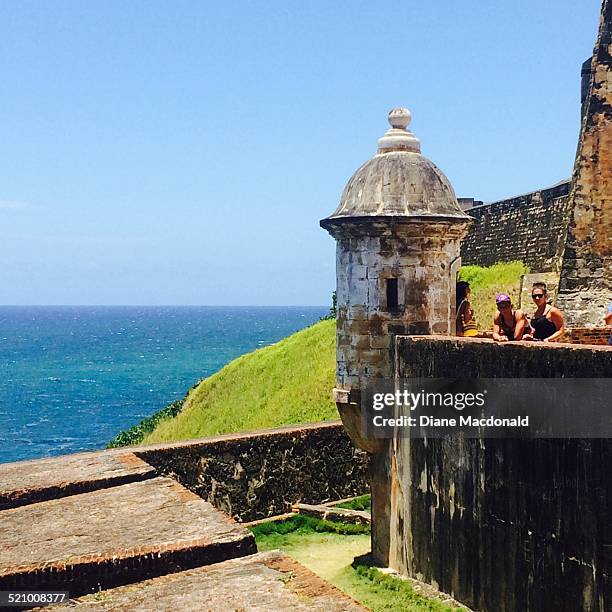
[
  {"x1": 456, "y1": 281, "x2": 470, "y2": 309},
  {"x1": 532, "y1": 282, "x2": 547, "y2": 294}
]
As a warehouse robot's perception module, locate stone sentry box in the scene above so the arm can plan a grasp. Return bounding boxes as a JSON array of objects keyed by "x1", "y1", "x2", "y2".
[{"x1": 320, "y1": 107, "x2": 472, "y2": 452}]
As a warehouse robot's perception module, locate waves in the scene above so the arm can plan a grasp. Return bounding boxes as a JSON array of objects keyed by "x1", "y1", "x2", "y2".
[{"x1": 0, "y1": 306, "x2": 327, "y2": 463}]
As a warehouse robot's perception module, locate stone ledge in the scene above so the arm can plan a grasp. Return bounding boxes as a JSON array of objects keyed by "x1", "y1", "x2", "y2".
[
  {"x1": 0, "y1": 477, "x2": 256, "y2": 596},
  {"x1": 34, "y1": 551, "x2": 366, "y2": 611},
  {"x1": 293, "y1": 502, "x2": 371, "y2": 525},
  {"x1": 403, "y1": 334, "x2": 612, "y2": 352},
  {"x1": 131, "y1": 419, "x2": 344, "y2": 454},
  {"x1": 396, "y1": 334, "x2": 612, "y2": 379},
  {"x1": 0, "y1": 451, "x2": 156, "y2": 510},
  {"x1": 133, "y1": 421, "x2": 369, "y2": 522}
]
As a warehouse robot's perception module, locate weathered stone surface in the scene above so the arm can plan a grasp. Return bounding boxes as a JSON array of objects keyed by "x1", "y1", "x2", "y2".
[
  {"x1": 329, "y1": 222, "x2": 469, "y2": 390},
  {"x1": 518, "y1": 271, "x2": 560, "y2": 311},
  {"x1": 557, "y1": 0, "x2": 612, "y2": 325},
  {"x1": 461, "y1": 180, "x2": 571, "y2": 272},
  {"x1": 293, "y1": 502, "x2": 371, "y2": 525},
  {"x1": 0, "y1": 450, "x2": 155, "y2": 510},
  {"x1": 0, "y1": 476, "x2": 256, "y2": 595},
  {"x1": 134, "y1": 422, "x2": 369, "y2": 522},
  {"x1": 321, "y1": 109, "x2": 471, "y2": 398},
  {"x1": 328, "y1": 152, "x2": 470, "y2": 221},
  {"x1": 396, "y1": 335, "x2": 612, "y2": 378},
  {"x1": 37, "y1": 551, "x2": 365, "y2": 611},
  {"x1": 384, "y1": 336, "x2": 612, "y2": 612},
  {"x1": 322, "y1": 108, "x2": 470, "y2": 223}
]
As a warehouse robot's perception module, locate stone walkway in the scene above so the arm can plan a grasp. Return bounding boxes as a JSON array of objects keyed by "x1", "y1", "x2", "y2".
[
  {"x1": 0, "y1": 476, "x2": 256, "y2": 595},
  {"x1": 37, "y1": 550, "x2": 365, "y2": 611},
  {"x1": 0, "y1": 450, "x2": 155, "y2": 509},
  {"x1": 0, "y1": 448, "x2": 365, "y2": 610}
]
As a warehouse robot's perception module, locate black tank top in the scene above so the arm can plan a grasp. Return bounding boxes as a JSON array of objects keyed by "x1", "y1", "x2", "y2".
[
  {"x1": 531, "y1": 305, "x2": 557, "y2": 340},
  {"x1": 499, "y1": 310, "x2": 517, "y2": 340}
]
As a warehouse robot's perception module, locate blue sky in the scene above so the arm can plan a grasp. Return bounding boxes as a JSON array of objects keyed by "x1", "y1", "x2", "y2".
[{"x1": 0, "y1": 1, "x2": 601, "y2": 305}]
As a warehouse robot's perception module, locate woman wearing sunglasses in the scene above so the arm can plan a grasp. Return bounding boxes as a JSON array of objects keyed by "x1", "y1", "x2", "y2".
[{"x1": 523, "y1": 282, "x2": 565, "y2": 342}]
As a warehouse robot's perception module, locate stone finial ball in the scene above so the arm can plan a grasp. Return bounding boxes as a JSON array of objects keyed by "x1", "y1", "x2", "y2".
[{"x1": 388, "y1": 107, "x2": 411, "y2": 129}]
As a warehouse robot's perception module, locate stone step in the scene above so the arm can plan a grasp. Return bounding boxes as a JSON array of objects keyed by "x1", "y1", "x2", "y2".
[
  {"x1": 0, "y1": 450, "x2": 156, "y2": 510},
  {"x1": 0, "y1": 476, "x2": 256, "y2": 596},
  {"x1": 36, "y1": 550, "x2": 366, "y2": 611}
]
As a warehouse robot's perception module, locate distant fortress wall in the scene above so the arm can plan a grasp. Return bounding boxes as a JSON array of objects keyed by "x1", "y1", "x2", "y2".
[{"x1": 460, "y1": 180, "x2": 572, "y2": 272}]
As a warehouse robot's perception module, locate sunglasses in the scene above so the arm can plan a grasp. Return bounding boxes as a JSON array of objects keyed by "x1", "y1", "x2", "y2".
[
  {"x1": 531, "y1": 294, "x2": 545, "y2": 299},
  {"x1": 497, "y1": 302, "x2": 511, "y2": 308}
]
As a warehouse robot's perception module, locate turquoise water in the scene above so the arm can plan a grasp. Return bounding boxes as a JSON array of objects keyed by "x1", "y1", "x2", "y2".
[{"x1": 0, "y1": 306, "x2": 327, "y2": 464}]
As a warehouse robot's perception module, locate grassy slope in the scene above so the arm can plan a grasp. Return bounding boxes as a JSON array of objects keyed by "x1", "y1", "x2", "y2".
[{"x1": 142, "y1": 318, "x2": 337, "y2": 444}]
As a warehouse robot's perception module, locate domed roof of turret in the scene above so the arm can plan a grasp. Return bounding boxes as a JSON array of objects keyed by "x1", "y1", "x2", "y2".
[{"x1": 321, "y1": 108, "x2": 471, "y2": 228}]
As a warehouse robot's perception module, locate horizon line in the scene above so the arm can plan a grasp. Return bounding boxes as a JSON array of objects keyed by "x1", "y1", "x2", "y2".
[{"x1": 0, "y1": 304, "x2": 329, "y2": 308}]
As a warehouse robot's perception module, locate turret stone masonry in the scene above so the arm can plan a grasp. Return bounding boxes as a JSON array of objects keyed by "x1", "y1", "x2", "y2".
[
  {"x1": 321, "y1": 108, "x2": 473, "y2": 561},
  {"x1": 556, "y1": 0, "x2": 612, "y2": 326},
  {"x1": 320, "y1": 108, "x2": 472, "y2": 452}
]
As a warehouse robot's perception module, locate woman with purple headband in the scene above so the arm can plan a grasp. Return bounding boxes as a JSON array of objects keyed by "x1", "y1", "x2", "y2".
[{"x1": 492, "y1": 293, "x2": 527, "y2": 341}]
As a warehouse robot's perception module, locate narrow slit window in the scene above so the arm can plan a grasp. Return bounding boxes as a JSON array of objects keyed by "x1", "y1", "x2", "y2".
[{"x1": 386, "y1": 278, "x2": 399, "y2": 310}]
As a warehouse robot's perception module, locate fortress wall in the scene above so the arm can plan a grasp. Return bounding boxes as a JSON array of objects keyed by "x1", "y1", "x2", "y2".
[
  {"x1": 460, "y1": 181, "x2": 571, "y2": 271},
  {"x1": 390, "y1": 336, "x2": 611, "y2": 612},
  {"x1": 134, "y1": 421, "x2": 369, "y2": 522}
]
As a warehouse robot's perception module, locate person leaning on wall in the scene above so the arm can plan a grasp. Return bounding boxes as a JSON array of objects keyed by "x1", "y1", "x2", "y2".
[
  {"x1": 456, "y1": 281, "x2": 480, "y2": 337},
  {"x1": 605, "y1": 301, "x2": 612, "y2": 346},
  {"x1": 492, "y1": 293, "x2": 527, "y2": 341},
  {"x1": 523, "y1": 282, "x2": 565, "y2": 342}
]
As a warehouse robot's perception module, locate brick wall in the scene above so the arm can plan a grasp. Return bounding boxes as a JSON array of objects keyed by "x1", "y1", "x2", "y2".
[
  {"x1": 565, "y1": 326, "x2": 611, "y2": 345},
  {"x1": 460, "y1": 180, "x2": 571, "y2": 271}
]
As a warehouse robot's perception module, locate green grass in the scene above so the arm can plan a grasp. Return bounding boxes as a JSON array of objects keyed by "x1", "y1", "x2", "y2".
[
  {"x1": 251, "y1": 514, "x2": 371, "y2": 539},
  {"x1": 335, "y1": 494, "x2": 372, "y2": 512},
  {"x1": 140, "y1": 318, "x2": 337, "y2": 444},
  {"x1": 253, "y1": 515, "x2": 462, "y2": 611},
  {"x1": 107, "y1": 397, "x2": 188, "y2": 448},
  {"x1": 335, "y1": 561, "x2": 462, "y2": 612},
  {"x1": 459, "y1": 261, "x2": 528, "y2": 331}
]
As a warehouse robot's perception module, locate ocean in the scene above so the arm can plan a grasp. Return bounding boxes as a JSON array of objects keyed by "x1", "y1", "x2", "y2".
[{"x1": 0, "y1": 306, "x2": 327, "y2": 465}]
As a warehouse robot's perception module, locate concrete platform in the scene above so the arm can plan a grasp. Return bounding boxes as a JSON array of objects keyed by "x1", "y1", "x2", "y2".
[
  {"x1": 39, "y1": 550, "x2": 365, "y2": 611},
  {"x1": 0, "y1": 477, "x2": 256, "y2": 595},
  {"x1": 0, "y1": 450, "x2": 155, "y2": 509}
]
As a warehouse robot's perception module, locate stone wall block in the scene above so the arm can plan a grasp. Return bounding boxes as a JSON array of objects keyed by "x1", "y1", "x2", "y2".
[{"x1": 137, "y1": 424, "x2": 370, "y2": 523}]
